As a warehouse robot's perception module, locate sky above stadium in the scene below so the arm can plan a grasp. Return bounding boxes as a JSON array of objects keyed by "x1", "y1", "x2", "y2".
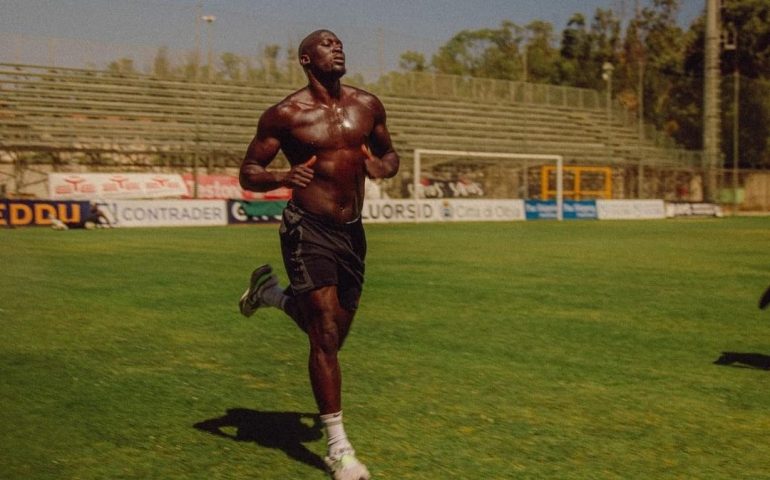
[{"x1": 1, "y1": 0, "x2": 704, "y2": 77}]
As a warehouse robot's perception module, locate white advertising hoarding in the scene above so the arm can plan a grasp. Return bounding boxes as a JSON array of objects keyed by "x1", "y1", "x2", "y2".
[
  {"x1": 665, "y1": 202, "x2": 724, "y2": 218},
  {"x1": 99, "y1": 200, "x2": 227, "y2": 228},
  {"x1": 362, "y1": 199, "x2": 525, "y2": 223},
  {"x1": 596, "y1": 199, "x2": 666, "y2": 220}
]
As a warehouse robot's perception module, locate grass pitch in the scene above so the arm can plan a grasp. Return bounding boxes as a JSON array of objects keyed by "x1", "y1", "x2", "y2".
[{"x1": 1, "y1": 218, "x2": 769, "y2": 479}]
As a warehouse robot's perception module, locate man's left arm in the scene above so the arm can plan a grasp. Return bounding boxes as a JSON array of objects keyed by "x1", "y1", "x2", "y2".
[{"x1": 361, "y1": 97, "x2": 399, "y2": 179}]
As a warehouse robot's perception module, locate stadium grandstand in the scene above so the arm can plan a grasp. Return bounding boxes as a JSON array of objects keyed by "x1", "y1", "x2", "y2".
[{"x1": 0, "y1": 61, "x2": 712, "y2": 202}]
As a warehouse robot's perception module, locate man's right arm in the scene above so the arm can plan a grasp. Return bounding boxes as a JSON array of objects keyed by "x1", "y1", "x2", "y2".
[
  {"x1": 240, "y1": 107, "x2": 316, "y2": 192},
  {"x1": 239, "y1": 109, "x2": 286, "y2": 192}
]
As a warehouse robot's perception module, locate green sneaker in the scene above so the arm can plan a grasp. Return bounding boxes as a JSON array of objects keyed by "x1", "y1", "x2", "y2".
[{"x1": 238, "y1": 265, "x2": 278, "y2": 317}]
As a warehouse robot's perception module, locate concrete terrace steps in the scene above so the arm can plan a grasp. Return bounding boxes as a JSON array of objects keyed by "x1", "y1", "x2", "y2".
[
  {"x1": 396, "y1": 134, "x2": 607, "y2": 155},
  {"x1": 388, "y1": 110, "x2": 578, "y2": 130},
  {"x1": 384, "y1": 100, "x2": 579, "y2": 124},
  {"x1": 0, "y1": 64, "x2": 696, "y2": 167},
  {"x1": 389, "y1": 116, "x2": 599, "y2": 136},
  {"x1": 391, "y1": 125, "x2": 604, "y2": 147},
  {"x1": 392, "y1": 142, "x2": 608, "y2": 165}
]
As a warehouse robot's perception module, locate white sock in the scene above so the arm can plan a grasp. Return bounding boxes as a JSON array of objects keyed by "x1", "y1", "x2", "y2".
[
  {"x1": 320, "y1": 411, "x2": 351, "y2": 455},
  {"x1": 260, "y1": 283, "x2": 287, "y2": 310}
]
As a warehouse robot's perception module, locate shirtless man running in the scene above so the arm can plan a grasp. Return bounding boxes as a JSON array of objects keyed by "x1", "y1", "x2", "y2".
[{"x1": 238, "y1": 29, "x2": 399, "y2": 480}]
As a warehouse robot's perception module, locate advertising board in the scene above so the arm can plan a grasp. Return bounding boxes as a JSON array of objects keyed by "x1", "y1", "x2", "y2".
[
  {"x1": 596, "y1": 200, "x2": 666, "y2": 220},
  {"x1": 0, "y1": 199, "x2": 90, "y2": 227},
  {"x1": 362, "y1": 199, "x2": 525, "y2": 223},
  {"x1": 525, "y1": 200, "x2": 598, "y2": 220},
  {"x1": 227, "y1": 200, "x2": 286, "y2": 224},
  {"x1": 182, "y1": 174, "x2": 291, "y2": 200},
  {"x1": 49, "y1": 173, "x2": 188, "y2": 199},
  {"x1": 99, "y1": 200, "x2": 227, "y2": 227}
]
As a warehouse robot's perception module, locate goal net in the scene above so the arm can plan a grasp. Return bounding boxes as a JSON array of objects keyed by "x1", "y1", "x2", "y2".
[{"x1": 411, "y1": 149, "x2": 564, "y2": 220}]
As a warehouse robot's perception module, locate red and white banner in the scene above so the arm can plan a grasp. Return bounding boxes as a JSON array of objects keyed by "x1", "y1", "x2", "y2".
[
  {"x1": 49, "y1": 173, "x2": 188, "y2": 199},
  {"x1": 181, "y1": 173, "x2": 291, "y2": 200}
]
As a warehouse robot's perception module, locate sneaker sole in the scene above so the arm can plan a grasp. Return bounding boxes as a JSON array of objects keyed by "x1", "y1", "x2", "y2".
[{"x1": 238, "y1": 264, "x2": 273, "y2": 317}]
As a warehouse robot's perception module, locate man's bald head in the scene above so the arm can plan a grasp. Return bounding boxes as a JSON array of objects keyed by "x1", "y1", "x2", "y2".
[{"x1": 298, "y1": 29, "x2": 337, "y2": 62}]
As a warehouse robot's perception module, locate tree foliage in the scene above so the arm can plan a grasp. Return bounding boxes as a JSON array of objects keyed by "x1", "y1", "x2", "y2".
[
  {"x1": 397, "y1": 0, "x2": 769, "y2": 168},
  {"x1": 111, "y1": 0, "x2": 770, "y2": 168},
  {"x1": 399, "y1": 51, "x2": 427, "y2": 72},
  {"x1": 431, "y1": 20, "x2": 524, "y2": 79},
  {"x1": 674, "y1": 0, "x2": 770, "y2": 167}
]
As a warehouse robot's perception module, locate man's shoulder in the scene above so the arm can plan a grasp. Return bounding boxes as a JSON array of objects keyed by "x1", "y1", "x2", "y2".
[
  {"x1": 262, "y1": 89, "x2": 312, "y2": 121},
  {"x1": 342, "y1": 85, "x2": 383, "y2": 110},
  {"x1": 343, "y1": 84, "x2": 379, "y2": 101}
]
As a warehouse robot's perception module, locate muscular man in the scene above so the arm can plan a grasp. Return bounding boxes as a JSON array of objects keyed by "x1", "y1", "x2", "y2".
[{"x1": 237, "y1": 29, "x2": 399, "y2": 480}]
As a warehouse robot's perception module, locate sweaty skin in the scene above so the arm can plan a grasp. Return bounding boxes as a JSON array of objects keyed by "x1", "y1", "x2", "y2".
[
  {"x1": 240, "y1": 31, "x2": 398, "y2": 224},
  {"x1": 238, "y1": 30, "x2": 399, "y2": 416}
]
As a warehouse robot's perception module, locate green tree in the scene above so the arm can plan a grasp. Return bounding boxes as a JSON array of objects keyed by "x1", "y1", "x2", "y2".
[
  {"x1": 675, "y1": 0, "x2": 770, "y2": 168},
  {"x1": 107, "y1": 58, "x2": 137, "y2": 76},
  {"x1": 723, "y1": 0, "x2": 770, "y2": 78},
  {"x1": 523, "y1": 20, "x2": 559, "y2": 83},
  {"x1": 220, "y1": 52, "x2": 243, "y2": 81},
  {"x1": 431, "y1": 20, "x2": 524, "y2": 79},
  {"x1": 722, "y1": 0, "x2": 770, "y2": 168},
  {"x1": 174, "y1": 51, "x2": 200, "y2": 81},
  {"x1": 636, "y1": 0, "x2": 685, "y2": 132},
  {"x1": 557, "y1": 13, "x2": 594, "y2": 88},
  {"x1": 399, "y1": 51, "x2": 427, "y2": 72},
  {"x1": 152, "y1": 46, "x2": 172, "y2": 78},
  {"x1": 556, "y1": 9, "x2": 622, "y2": 89},
  {"x1": 262, "y1": 44, "x2": 281, "y2": 81}
]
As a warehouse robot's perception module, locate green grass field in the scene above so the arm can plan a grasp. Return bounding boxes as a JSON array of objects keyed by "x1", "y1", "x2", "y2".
[{"x1": 1, "y1": 218, "x2": 769, "y2": 479}]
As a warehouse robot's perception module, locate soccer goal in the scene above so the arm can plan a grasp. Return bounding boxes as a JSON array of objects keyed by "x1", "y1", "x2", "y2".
[{"x1": 412, "y1": 148, "x2": 565, "y2": 220}]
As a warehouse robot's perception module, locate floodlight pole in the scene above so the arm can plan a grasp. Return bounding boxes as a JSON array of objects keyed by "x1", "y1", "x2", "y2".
[
  {"x1": 410, "y1": 150, "x2": 421, "y2": 223},
  {"x1": 724, "y1": 24, "x2": 739, "y2": 215},
  {"x1": 635, "y1": 1, "x2": 645, "y2": 146},
  {"x1": 192, "y1": 4, "x2": 202, "y2": 198},
  {"x1": 602, "y1": 62, "x2": 614, "y2": 162},
  {"x1": 201, "y1": 14, "x2": 217, "y2": 175},
  {"x1": 703, "y1": 0, "x2": 722, "y2": 202},
  {"x1": 201, "y1": 15, "x2": 217, "y2": 82},
  {"x1": 732, "y1": 50, "x2": 740, "y2": 215}
]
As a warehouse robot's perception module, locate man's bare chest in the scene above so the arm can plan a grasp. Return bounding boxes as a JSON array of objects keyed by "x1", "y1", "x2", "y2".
[{"x1": 289, "y1": 104, "x2": 374, "y2": 149}]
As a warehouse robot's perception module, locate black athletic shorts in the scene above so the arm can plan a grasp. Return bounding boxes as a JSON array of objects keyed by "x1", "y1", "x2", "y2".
[{"x1": 279, "y1": 201, "x2": 366, "y2": 311}]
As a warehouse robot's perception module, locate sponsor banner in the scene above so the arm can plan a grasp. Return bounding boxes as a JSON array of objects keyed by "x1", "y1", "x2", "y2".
[
  {"x1": 228, "y1": 200, "x2": 287, "y2": 224},
  {"x1": 411, "y1": 178, "x2": 486, "y2": 198},
  {"x1": 564, "y1": 200, "x2": 598, "y2": 219},
  {"x1": 665, "y1": 202, "x2": 724, "y2": 218},
  {"x1": 181, "y1": 174, "x2": 291, "y2": 200},
  {"x1": 363, "y1": 199, "x2": 442, "y2": 223},
  {"x1": 525, "y1": 200, "x2": 598, "y2": 220},
  {"x1": 362, "y1": 199, "x2": 525, "y2": 223},
  {"x1": 99, "y1": 199, "x2": 227, "y2": 227},
  {"x1": 441, "y1": 199, "x2": 525, "y2": 221},
  {"x1": 49, "y1": 173, "x2": 188, "y2": 199},
  {"x1": 0, "y1": 199, "x2": 89, "y2": 227},
  {"x1": 525, "y1": 200, "x2": 559, "y2": 220},
  {"x1": 596, "y1": 199, "x2": 666, "y2": 220}
]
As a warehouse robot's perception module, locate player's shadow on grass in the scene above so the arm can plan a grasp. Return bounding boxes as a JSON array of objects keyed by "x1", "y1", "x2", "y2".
[
  {"x1": 714, "y1": 352, "x2": 770, "y2": 370},
  {"x1": 194, "y1": 409, "x2": 325, "y2": 471}
]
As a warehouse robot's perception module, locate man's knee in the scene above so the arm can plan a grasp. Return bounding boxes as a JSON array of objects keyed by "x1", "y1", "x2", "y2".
[{"x1": 310, "y1": 315, "x2": 341, "y2": 355}]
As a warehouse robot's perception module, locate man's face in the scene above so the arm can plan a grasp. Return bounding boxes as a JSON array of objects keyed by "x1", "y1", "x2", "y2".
[{"x1": 302, "y1": 31, "x2": 346, "y2": 76}]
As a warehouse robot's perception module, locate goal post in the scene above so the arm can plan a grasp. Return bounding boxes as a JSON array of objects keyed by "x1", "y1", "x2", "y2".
[{"x1": 412, "y1": 149, "x2": 564, "y2": 220}]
